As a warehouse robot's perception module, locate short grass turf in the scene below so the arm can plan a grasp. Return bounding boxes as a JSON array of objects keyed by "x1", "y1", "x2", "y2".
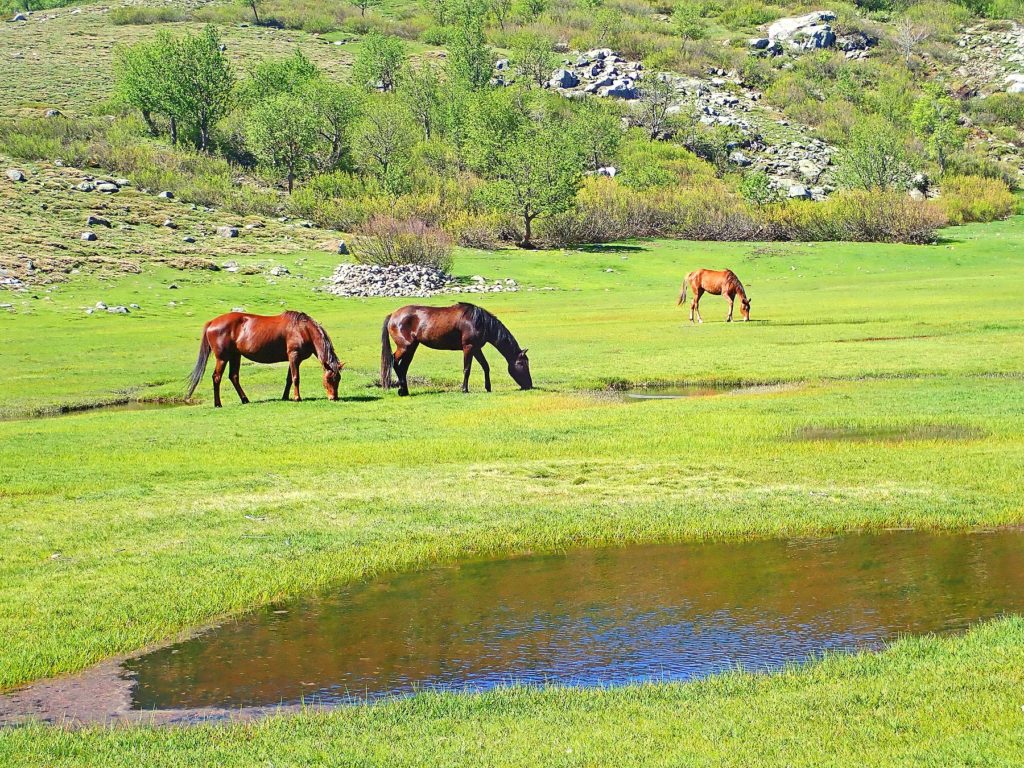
[{"x1": 1, "y1": 218, "x2": 1023, "y2": 764}]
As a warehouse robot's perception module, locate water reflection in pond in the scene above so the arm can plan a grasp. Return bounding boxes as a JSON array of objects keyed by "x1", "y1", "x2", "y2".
[{"x1": 124, "y1": 530, "x2": 1024, "y2": 710}]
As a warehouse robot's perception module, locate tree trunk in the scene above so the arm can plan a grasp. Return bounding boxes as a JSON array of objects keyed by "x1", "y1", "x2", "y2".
[
  {"x1": 521, "y1": 213, "x2": 533, "y2": 248},
  {"x1": 287, "y1": 170, "x2": 294, "y2": 194},
  {"x1": 251, "y1": 1, "x2": 260, "y2": 24},
  {"x1": 169, "y1": 115, "x2": 178, "y2": 146},
  {"x1": 142, "y1": 110, "x2": 158, "y2": 136}
]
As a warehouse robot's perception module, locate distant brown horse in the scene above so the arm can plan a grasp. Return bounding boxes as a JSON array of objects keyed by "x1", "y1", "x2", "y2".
[
  {"x1": 186, "y1": 311, "x2": 344, "y2": 407},
  {"x1": 678, "y1": 269, "x2": 751, "y2": 323},
  {"x1": 381, "y1": 303, "x2": 532, "y2": 396}
]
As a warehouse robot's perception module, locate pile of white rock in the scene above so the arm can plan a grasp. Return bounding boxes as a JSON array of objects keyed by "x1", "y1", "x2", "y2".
[{"x1": 323, "y1": 263, "x2": 519, "y2": 298}]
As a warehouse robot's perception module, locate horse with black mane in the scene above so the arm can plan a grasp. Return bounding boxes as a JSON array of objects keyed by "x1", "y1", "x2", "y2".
[
  {"x1": 381, "y1": 303, "x2": 532, "y2": 396},
  {"x1": 186, "y1": 311, "x2": 344, "y2": 407}
]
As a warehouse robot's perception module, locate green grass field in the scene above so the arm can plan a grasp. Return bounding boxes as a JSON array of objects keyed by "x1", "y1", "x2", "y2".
[{"x1": 2, "y1": 217, "x2": 1024, "y2": 764}]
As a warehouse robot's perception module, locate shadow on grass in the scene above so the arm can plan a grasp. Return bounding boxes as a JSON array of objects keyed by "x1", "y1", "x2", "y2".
[{"x1": 575, "y1": 244, "x2": 649, "y2": 254}]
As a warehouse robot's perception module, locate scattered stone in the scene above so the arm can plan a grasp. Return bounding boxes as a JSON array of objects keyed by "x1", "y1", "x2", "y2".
[
  {"x1": 95, "y1": 301, "x2": 107, "y2": 309},
  {"x1": 129, "y1": 303, "x2": 140, "y2": 309},
  {"x1": 216, "y1": 226, "x2": 239, "y2": 238},
  {"x1": 324, "y1": 264, "x2": 520, "y2": 299},
  {"x1": 162, "y1": 219, "x2": 177, "y2": 229},
  {"x1": 12, "y1": 12, "x2": 27, "y2": 21},
  {"x1": 75, "y1": 181, "x2": 95, "y2": 192},
  {"x1": 222, "y1": 260, "x2": 239, "y2": 272},
  {"x1": 168, "y1": 283, "x2": 179, "y2": 289},
  {"x1": 269, "y1": 265, "x2": 289, "y2": 276},
  {"x1": 597, "y1": 166, "x2": 617, "y2": 177},
  {"x1": 81, "y1": 231, "x2": 97, "y2": 241},
  {"x1": 788, "y1": 184, "x2": 811, "y2": 199},
  {"x1": 106, "y1": 305, "x2": 130, "y2": 314},
  {"x1": 95, "y1": 182, "x2": 119, "y2": 193},
  {"x1": 114, "y1": 178, "x2": 131, "y2": 187},
  {"x1": 86, "y1": 215, "x2": 111, "y2": 228},
  {"x1": 909, "y1": 189, "x2": 926, "y2": 202},
  {"x1": 182, "y1": 235, "x2": 196, "y2": 243},
  {"x1": 766, "y1": 11, "x2": 837, "y2": 51},
  {"x1": 5, "y1": 169, "x2": 26, "y2": 182},
  {"x1": 337, "y1": 240, "x2": 349, "y2": 255},
  {"x1": 44, "y1": 108, "x2": 62, "y2": 118},
  {"x1": 156, "y1": 190, "x2": 174, "y2": 199},
  {"x1": 549, "y1": 69, "x2": 580, "y2": 88}
]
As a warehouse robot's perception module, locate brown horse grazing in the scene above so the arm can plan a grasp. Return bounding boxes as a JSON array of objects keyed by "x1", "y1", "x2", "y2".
[
  {"x1": 186, "y1": 311, "x2": 344, "y2": 407},
  {"x1": 381, "y1": 303, "x2": 532, "y2": 396},
  {"x1": 677, "y1": 269, "x2": 751, "y2": 323}
]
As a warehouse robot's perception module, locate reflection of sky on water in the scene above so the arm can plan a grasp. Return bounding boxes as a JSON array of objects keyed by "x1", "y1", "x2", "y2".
[{"x1": 125, "y1": 530, "x2": 1024, "y2": 710}]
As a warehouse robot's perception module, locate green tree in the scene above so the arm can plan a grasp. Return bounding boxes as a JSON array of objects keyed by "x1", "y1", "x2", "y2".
[
  {"x1": 509, "y1": 31, "x2": 556, "y2": 89},
  {"x1": 245, "y1": 93, "x2": 320, "y2": 192},
  {"x1": 483, "y1": 120, "x2": 586, "y2": 247},
  {"x1": 489, "y1": 0, "x2": 513, "y2": 30},
  {"x1": 463, "y1": 89, "x2": 530, "y2": 174},
  {"x1": 636, "y1": 76, "x2": 677, "y2": 140},
  {"x1": 592, "y1": 7, "x2": 622, "y2": 46},
  {"x1": 237, "y1": 0, "x2": 263, "y2": 24},
  {"x1": 399, "y1": 62, "x2": 443, "y2": 140},
  {"x1": 114, "y1": 27, "x2": 234, "y2": 151},
  {"x1": 351, "y1": 0, "x2": 382, "y2": 15},
  {"x1": 570, "y1": 100, "x2": 621, "y2": 171},
  {"x1": 352, "y1": 97, "x2": 419, "y2": 194},
  {"x1": 353, "y1": 32, "x2": 406, "y2": 92},
  {"x1": 446, "y1": 0, "x2": 493, "y2": 90},
  {"x1": 837, "y1": 116, "x2": 912, "y2": 191},
  {"x1": 673, "y1": 0, "x2": 707, "y2": 43},
  {"x1": 303, "y1": 79, "x2": 363, "y2": 170},
  {"x1": 114, "y1": 37, "x2": 170, "y2": 137},
  {"x1": 241, "y1": 49, "x2": 320, "y2": 105},
  {"x1": 421, "y1": 0, "x2": 453, "y2": 25},
  {"x1": 739, "y1": 170, "x2": 778, "y2": 206},
  {"x1": 911, "y1": 85, "x2": 966, "y2": 175}
]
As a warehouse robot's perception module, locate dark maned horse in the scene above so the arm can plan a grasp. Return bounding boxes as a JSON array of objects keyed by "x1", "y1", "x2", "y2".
[
  {"x1": 677, "y1": 269, "x2": 751, "y2": 323},
  {"x1": 381, "y1": 303, "x2": 532, "y2": 396},
  {"x1": 186, "y1": 311, "x2": 344, "y2": 407}
]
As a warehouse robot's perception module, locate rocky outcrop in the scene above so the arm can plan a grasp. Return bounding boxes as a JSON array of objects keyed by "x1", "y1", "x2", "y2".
[
  {"x1": 956, "y1": 22, "x2": 1024, "y2": 95},
  {"x1": 528, "y1": 49, "x2": 644, "y2": 100},
  {"x1": 323, "y1": 264, "x2": 519, "y2": 298},
  {"x1": 767, "y1": 11, "x2": 837, "y2": 50}
]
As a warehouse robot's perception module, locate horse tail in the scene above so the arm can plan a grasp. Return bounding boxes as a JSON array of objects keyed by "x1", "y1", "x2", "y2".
[
  {"x1": 185, "y1": 325, "x2": 211, "y2": 400},
  {"x1": 677, "y1": 278, "x2": 689, "y2": 306},
  {"x1": 380, "y1": 314, "x2": 394, "y2": 389}
]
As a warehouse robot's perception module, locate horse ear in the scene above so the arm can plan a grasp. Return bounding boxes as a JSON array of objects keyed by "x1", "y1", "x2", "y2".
[
  {"x1": 339, "y1": 361, "x2": 347, "y2": 370},
  {"x1": 521, "y1": 348, "x2": 529, "y2": 355}
]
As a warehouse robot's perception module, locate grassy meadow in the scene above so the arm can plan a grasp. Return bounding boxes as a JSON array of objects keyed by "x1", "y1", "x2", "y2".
[{"x1": 1, "y1": 212, "x2": 1024, "y2": 762}]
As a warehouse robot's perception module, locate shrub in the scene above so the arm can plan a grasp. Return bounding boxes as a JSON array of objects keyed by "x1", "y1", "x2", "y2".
[
  {"x1": 762, "y1": 191, "x2": 947, "y2": 243},
  {"x1": 110, "y1": 5, "x2": 190, "y2": 24},
  {"x1": 938, "y1": 175, "x2": 1015, "y2": 224},
  {"x1": 351, "y1": 215, "x2": 455, "y2": 270}
]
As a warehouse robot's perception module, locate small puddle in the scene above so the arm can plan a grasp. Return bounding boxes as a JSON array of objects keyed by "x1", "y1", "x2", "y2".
[
  {"x1": 5, "y1": 530, "x2": 1022, "y2": 725},
  {"x1": 613, "y1": 383, "x2": 797, "y2": 401},
  {"x1": 2, "y1": 400, "x2": 190, "y2": 422},
  {"x1": 793, "y1": 424, "x2": 986, "y2": 442}
]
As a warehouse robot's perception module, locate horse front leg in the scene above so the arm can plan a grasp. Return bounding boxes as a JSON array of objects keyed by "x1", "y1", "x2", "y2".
[
  {"x1": 692, "y1": 289, "x2": 704, "y2": 324},
  {"x1": 462, "y1": 347, "x2": 474, "y2": 393},
  {"x1": 212, "y1": 357, "x2": 227, "y2": 408},
  {"x1": 473, "y1": 349, "x2": 491, "y2": 392},
  {"x1": 228, "y1": 353, "x2": 249, "y2": 404},
  {"x1": 289, "y1": 356, "x2": 301, "y2": 402},
  {"x1": 726, "y1": 294, "x2": 735, "y2": 323}
]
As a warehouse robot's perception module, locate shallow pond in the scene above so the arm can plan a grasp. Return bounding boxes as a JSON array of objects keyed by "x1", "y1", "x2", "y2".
[{"x1": 123, "y1": 530, "x2": 1024, "y2": 711}]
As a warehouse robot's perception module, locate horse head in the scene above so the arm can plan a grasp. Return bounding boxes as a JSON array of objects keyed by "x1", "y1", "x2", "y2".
[
  {"x1": 324, "y1": 361, "x2": 345, "y2": 401},
  {"x1": 509, "y1": 349, "x2": 533, "y2": 390},
  {"x1": 740, "y1": 297, "x2": 751, "y2": 321}
]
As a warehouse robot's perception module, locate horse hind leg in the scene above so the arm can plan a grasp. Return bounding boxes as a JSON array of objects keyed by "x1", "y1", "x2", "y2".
[
  {"x1": 288, "y1": 355, "x2": 302, "y2": 402},
  {"x1": 692, "y1": 288, "x2": 705, "y2": 324},
  {"x1": 394, "y1": 341, "x2": 418, "y2": 397},
  {"x1": 228, "y1": 353, "x2": 249, "y2": 404},
  {"x1": 282, "y1": 367, "x2": 293, "y2": 401},
  {"x1": 212, "y1": 357, "x2": 227, "y2": 408}
]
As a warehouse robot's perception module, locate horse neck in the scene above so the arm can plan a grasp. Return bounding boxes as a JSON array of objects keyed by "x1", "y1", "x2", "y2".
[
  {"x1": 486, "y1": 320, "x2": 521, "y2": 364},
  {"x1": 731, "y1": 277, "x2": 747, "y2": 299},
  {"x1": 309, "y1": 323, "x2": 338, "y2": 370}
]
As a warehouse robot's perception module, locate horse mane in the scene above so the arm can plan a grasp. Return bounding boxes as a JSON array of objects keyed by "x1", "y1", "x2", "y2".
[
  {"x1": 287, "y1": 311, "x2": 340, "y2": 369},
  {"x1": 726, "y1": 271, "x2": 748, "y2": 299},
  {"x1": 461, "y1": 303, "x2": 521, "y2": 356}
]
